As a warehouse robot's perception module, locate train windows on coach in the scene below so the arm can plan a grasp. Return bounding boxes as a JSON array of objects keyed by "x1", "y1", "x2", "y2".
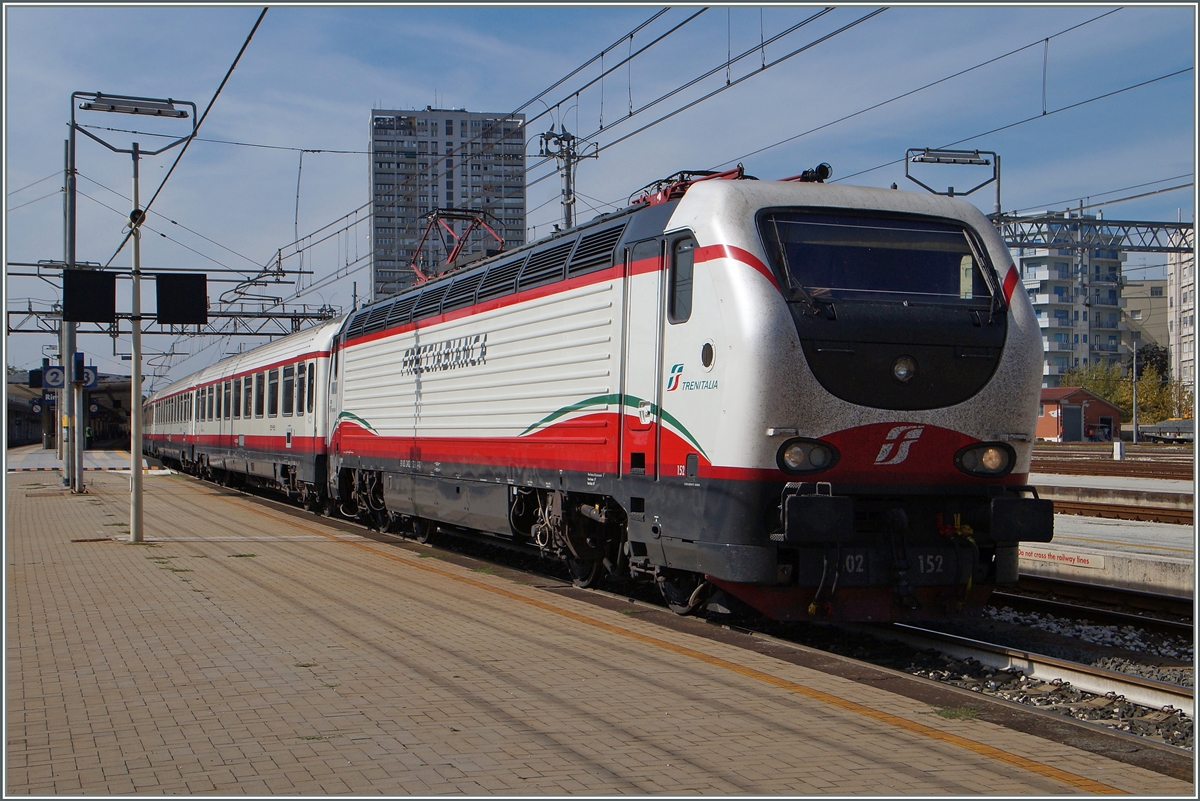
[
  {"x1": 668, "y1": 236, "x2": 696, "y2": 324},
  {"x1": 244, "y1": 377, "x2": 253, "y2": 419},
  {"x1": 296, "y1": 363, "x2": 307, "y2": 416},
  {"x1": 224, "y1": 381, "x2": 232, "y2": 420},
  {"x1": 307, "y1": 361, "x2": 316, "y2": 414},
  {"x1": 268, "y1": 369, "x2": 280, "y2": 417},
  {"x1": 282, "y1": 365, "x2": 295, "y2": 417},
  {"x1": 254, "y1": 372, "x2": 265, "y2": 418},
  {"x1": 233, "y1": 377, "x2": 242, "y2": 419}
]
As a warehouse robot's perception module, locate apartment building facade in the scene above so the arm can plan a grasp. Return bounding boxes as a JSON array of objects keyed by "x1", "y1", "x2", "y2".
[
  {"x1": 1166, "y1": 236, "x2": 1195, "y2": 384},
  {"x1": 1121, "y1": 277, "x2": 1169, "y2": 351},
  {"x1": 369, "y1": 107, "x2": 526, "y2": 299},
  {"x1": 1015, "y1": 212, "x2": 1126, "y2": 387}
]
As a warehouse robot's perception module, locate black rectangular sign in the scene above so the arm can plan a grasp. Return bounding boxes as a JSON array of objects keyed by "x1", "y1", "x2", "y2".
[
  {"x1": 156, "y1": 273, "x2": 208, "y2": 325},
  {"x1": 62, "y1": 270, "x2": 117, "y2": 323}
]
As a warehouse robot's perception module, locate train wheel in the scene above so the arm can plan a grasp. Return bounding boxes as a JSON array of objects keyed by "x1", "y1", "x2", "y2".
[
  {"x1": 567, "y1": 557, "x2": 602, "y2": 589},
  {"x1": 656, "y1": 569, "x2": 708, "y2": 615},
  {"x1": 412, "y1": 518, "x2": 433, "y2": 544}
]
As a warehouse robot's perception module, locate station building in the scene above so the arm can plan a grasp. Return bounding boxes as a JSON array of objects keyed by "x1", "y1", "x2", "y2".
[
  {"x1": 1036, "y1": 386, "x2": 1122, "y2": 442},
  {"x1": 369, "y1": 107, "x2": 526, "y2": 299}
]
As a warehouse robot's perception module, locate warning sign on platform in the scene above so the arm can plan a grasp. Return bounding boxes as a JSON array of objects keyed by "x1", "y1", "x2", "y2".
[{"x1": 1018, "y1": 547, "x2": 1104, "y2": 569}]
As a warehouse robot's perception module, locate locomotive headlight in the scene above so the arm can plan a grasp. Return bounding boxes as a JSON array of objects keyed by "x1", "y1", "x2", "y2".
[
  {"x1": 892, "y1": 355, "x2": 918, "y2": 383},
  {"x1": 778, "y1": 438, "x2": 838, "y2": 474},
  {"x1": 955, "y1": 442, "x2": 1015, "y2": 477}
]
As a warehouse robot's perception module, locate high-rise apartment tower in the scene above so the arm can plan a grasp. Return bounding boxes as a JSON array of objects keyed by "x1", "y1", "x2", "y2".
[
  {"x1": 1014, "y1": 211, "x2": 1127, "y2": 387},
  {"x1": 369, "y1": 107, "x2": 526, "y2": 299}
]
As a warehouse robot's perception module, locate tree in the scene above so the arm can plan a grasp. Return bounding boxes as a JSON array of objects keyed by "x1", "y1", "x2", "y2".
[
  {"x1": 1063, "y1": 362, "x2": 1193, "y2": 425},
  {"x1": 1132, "y1": 342, "x2": 1169, "y2": 382}
]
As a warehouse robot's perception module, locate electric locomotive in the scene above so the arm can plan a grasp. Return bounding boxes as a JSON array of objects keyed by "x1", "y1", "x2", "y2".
[{"x1": 147, "y1": 167, "x2": 1052, "y2": 622}]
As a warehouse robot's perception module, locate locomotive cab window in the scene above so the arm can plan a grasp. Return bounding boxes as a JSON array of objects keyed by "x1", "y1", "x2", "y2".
[
  {"x1": 668, "y1": 236, "x2": 696, "y2": 324},
  {"x1": 758, "y1": 211, "x2": 996, "y2": 304}
]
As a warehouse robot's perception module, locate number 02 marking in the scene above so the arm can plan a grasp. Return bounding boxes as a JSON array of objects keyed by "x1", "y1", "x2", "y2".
[{"x1": 844, "y1": 554, "x2": 865, "y2": 573}]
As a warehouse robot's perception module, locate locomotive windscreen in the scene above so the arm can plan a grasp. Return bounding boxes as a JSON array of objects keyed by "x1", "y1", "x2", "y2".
[{"x1": 759, "y1": 212, "x2": 993, "y2": 303}]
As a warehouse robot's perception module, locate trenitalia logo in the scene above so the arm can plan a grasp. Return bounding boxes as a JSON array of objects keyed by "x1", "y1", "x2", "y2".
[
  {"x1": 666, "y1": 363, "x2": 684, "y2": 391},
  {"x1": 874, "y1": 425, "x2": 925, "y2": 465}
]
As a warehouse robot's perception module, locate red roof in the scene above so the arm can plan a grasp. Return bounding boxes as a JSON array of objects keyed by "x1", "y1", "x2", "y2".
[
  {"x1": 1041, "y1": 386, "x2": 1080, "y2": 401},
  {"x1": 1039, "y1": 386, "x2": 1121, "y2": 411}
]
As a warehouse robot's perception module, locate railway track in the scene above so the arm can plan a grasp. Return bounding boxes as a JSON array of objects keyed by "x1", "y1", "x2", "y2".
[
  {"x1": 991, "y1": 590, "x2": 1192, "y2": 638},
  {"x1": 1031, "y1": 459, "x2": 1193, "y2": 481},
  {"x1": 1050, "y1": 499, "x2": 1192, "y2": 525},
  {"x1": 1011, "y1": 575, "x2": 1193, "y2": 619},
  {"x1": 865, "y1": 623, "x2": 1194, "y2": 720}
]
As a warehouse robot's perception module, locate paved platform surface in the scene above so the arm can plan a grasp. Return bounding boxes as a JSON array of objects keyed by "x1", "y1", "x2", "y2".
[
  {"x1": 5, "y1": 443, "x2": 152, "y2": 473},
  {"x1": 1030, "y1": 472, "x2": 1193, "y2": 495},
  {"x1": 6, "y1": 470, "x2": 1194, "y2": 795}
]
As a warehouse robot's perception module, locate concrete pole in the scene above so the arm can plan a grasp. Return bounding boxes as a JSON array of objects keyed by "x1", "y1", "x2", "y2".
[{"x1": 130, "y1": 143, "x2": 144, "y2": 543}]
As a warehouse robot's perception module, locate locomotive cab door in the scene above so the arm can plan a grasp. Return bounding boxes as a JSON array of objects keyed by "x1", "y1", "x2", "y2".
[{"x1": 621, "y1": 239, "x2": 665, "y2": 479}]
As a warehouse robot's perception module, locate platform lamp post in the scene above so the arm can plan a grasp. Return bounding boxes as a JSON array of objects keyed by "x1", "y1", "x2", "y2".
[{"x1": 71, "y1": 92, "x2": 196, "y2": 542}]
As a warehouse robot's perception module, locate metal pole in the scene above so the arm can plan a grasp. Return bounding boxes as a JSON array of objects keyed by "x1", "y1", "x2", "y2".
[
  {"x1": 64, "y1": 122, "x2": 78, "y2": 488},
  {"x1": 130, "y1": 142, "x2": 144, "y2": 543},
  {"x1": 74, "y1": 369, "x2": 85, "y2": 493},
  {"x1": 561, "y1": 132, "x2": 575, "y2": 230},
  {"x1": 993, "y1": 154, "x2": 1001, "y2": 216},
  {"x1": 1131, "y1": 339, "x2": 1139, "y2": 446}
]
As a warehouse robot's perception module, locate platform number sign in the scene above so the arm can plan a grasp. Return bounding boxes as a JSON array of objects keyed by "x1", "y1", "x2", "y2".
[{"x1": 43, "y1": 366, "x2": 65, "y2": 389}]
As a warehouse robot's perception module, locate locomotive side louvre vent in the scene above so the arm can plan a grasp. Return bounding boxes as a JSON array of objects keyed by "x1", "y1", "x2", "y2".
[
  {"x1": 476, "y1": 257, "x2": 527, "y2": 302},
  {"x1": 347, "y1": 309, "x2": 373, "y2": 339},
  {"x1": 518, "y1": 240, "x2": 575, "y2": 290},
  {"x1": 568, "y1": 224, "x2": 627, "y2": 276},
  {"x1": 412, "y1": 283, "x2": 451, "y2": 321},
  {"x1": 385, "y1": 295, "x2": 418, "y2": 328},
  {"x1": 361, "y1": 301, "x2": 394, "y2": 336},
  {"x1": 442, "y1": 271, "x2": 486, "y2": 312}
]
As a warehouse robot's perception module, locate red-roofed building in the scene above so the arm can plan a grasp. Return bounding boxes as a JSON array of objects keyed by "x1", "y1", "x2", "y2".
[{"x1": 1036, "y1": 387, "x2": 1122, "y2": 442}]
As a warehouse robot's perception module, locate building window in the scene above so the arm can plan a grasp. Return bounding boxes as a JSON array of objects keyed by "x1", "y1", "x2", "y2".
[{"x1": 1151, "y1": 285, "x2": 1164, "y2": 297}]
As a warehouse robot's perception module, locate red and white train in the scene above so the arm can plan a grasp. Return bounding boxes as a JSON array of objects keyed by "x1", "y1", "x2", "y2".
[{"x1": 145, "y1": 168, "x2": 1053, "y2": 622}]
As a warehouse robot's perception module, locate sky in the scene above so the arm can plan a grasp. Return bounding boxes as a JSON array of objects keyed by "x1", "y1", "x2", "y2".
[{"x1": 3, "y1": 3, "x2": 1196, "y2": 389}]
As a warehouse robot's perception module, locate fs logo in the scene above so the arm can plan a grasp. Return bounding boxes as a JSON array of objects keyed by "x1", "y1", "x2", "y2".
[
  {"x1": 874, "y1": 425, "x2": 925, "y2": 466},
  {"x1": 666, "y1": 363, "x2": 684, "y2": 391}
]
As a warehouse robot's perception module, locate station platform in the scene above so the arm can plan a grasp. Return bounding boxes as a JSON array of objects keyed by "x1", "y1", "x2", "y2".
[
  {"x1": 5, "y1": 469, "x2": 1191, "y2": 795},
  {"x1": 4, "y1": 442, "x2": 158, "y2": 474},
  {"x1": 1024, "y1": 471, "x2": 1194, "y2": 598}
]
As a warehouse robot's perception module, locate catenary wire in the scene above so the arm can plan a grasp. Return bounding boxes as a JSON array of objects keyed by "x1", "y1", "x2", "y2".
[
  {"x1": 7, "y1": 189, "x2": 62, "y2": 213},
  {"x1": 709, "y1": 8, "x2": 1121, "y2": 170},
  {"x1": 833, "y1": 67, "x2": 1194, "y2": 184},
  {"x1": 103, "y1": 7, "x2": 268, "y2": 268},
  {"x1": 77, "y1": 172, "x2": 264, "y2": 269},
  {"x1": 7, "y1": 171, "x2": 62, "y2": 197}
]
